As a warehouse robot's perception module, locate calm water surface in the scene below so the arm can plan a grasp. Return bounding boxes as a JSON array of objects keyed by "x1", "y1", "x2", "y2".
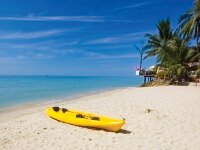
[{"x1": 0, "y1": 76, "x2": 143, "y2": 107}]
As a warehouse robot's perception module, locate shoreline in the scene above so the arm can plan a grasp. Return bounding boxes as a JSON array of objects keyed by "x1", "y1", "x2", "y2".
[
  {"x1": 1, "y1": 86, "x2": 200, "y2": 149},
  {"x1": 0, "y1": 85, "x2": 136, "y2": 111},
  {"x1": 0, "y1": 86, "x2": 134, "y2": 124}
]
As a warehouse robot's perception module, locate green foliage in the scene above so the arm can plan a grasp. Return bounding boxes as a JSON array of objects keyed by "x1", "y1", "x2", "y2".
[
  {"x1": 177, "y1": 0, "x2": 200, "y2": 40},
  {"x1": 156, "y1": 70, "x2": 170, "y2": 80},
  {"x1": 195, "y1": 69, "x2": 200, "y2": 77},
  {"x1": 177, "y1": 0, "x2": 200, "y2": 63},
  {"x1": 143, "y1": 0, "x2": 200, "y2": 83},
  {"x1": 168, "y1": 64, "x2": 187, "y2": 81},
  {"x1": 144, "y1": 18, "x2": 192, "y2": 68},
  {"x1": 177, "y1": 66, "x2": 187, "y2": 79},
  {"x1": 144, "y1": 18, "x2": 173, "y2": 63},
  {"x1": 156, "y1": 71, "x2": 165, "y2": 79}
]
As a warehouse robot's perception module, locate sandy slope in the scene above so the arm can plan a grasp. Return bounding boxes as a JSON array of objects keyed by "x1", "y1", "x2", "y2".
[{"x1": 0, "y1": 86, "x2": 200, "y2": 150}]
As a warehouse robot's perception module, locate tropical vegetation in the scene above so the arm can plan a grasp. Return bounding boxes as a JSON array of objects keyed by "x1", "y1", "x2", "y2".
[{"x1": 143, "y1": 0, "x2": 200, "y2": 83}]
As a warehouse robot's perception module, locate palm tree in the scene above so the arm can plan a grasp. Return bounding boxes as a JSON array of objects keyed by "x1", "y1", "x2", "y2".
[
  {"x1": 178, "y1": 0, "x2": 200, "y2": 63},
  {"x1": 145, "y1": 18, "x2": 193, "y2": 81},
  {"x1": 167, "y1": 37, "x2": 192, "y2": 80},
  {"x1": 168, "y1": 36, "x2": 191, "y2": 66},
  {"x1": 186, "y1": 46, "x2": 200, "y2": 63},
  {"x1": 144, "y1": 18, "x2": 174, "y2": 65},
  {"x1": 151, "y1": 37, "x2": 192, "y2": 81}
]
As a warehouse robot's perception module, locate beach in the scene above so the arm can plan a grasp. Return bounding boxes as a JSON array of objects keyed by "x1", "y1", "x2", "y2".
[{"x1": 0, "y1": 86, "x2": 200, "y2": 150}]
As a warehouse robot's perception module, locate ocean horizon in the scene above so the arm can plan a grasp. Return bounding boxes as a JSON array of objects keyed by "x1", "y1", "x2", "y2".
[{"x1": 0, "y1": 75, "x2": 143, "y2": 108}]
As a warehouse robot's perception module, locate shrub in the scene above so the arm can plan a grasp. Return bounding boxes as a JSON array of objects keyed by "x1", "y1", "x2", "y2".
[
  {"x1": 156, "y1": 71, "x2": 165, "y2": 79},
  {"x1": 157, "y1": 70, "x2": 170, "y2": 80},
  {"x1": 195, "y1": 69, "x2": 200, "y2": 77},
  {"x1": 177, "y1": 66, "x2": 187, "y2": 80}
]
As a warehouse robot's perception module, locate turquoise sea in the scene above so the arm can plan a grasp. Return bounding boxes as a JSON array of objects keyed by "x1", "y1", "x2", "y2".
[{"x1": 0, "y1": 76, "x2": 143, "y2": 108}]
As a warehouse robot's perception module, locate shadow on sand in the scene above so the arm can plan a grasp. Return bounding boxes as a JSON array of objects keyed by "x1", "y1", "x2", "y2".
[
  {"x1": 50, "y1": 118, "x2": 132, "y2": 134},
  {"x1": 76, "y1": 126, "x2": 132, "y2": 134},
  {"x1": 116, "y1": 129, "x2": 132, "y2": 134}
]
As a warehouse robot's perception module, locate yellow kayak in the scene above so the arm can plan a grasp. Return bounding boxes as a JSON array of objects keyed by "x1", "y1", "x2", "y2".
[{"x1": 46, "y1": 107, "x2": 125, "y2": 132}]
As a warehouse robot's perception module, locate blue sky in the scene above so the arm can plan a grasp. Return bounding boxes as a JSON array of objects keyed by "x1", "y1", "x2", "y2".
[{"x1": 0, "y1": 0, "x2": 192, "y2": 76}]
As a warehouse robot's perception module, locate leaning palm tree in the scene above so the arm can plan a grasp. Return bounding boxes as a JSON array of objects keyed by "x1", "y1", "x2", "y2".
[
  {"x1": 144, "y1": 18, "x2": 174, "y2": 66},
  {"x1": 178, "y1": 0, "x2": 200, "y2": 63}
]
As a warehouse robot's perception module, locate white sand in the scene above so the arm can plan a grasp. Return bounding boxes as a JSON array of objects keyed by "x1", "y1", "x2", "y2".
[{"x1": 0, "y1": 86, "x2": 200, "y2": 150}]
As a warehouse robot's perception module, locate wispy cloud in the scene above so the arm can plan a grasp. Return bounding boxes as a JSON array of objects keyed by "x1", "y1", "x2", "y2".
[
  {"x1": 29, "y1": 53, "x2": 55, "y2": 59},
  {"x1": 0, "y1": 55, "x2": 26, "y2": 64},
  {"x1": 0, "y1": 15, "x2": 104, "y2": 22},
  {"x1": 51, "y1": 48, "x2": 137, "y2": 60},
  {"x1": 0, "y1": 29, "x2": 72, "y2": 39},
  {"x1": 81, "y1": 53, "x2": 138, "y2": 60},
  {"x1": 109, "y1": 19, "x2": 146, "y2": 23},
  {"x1": 2, "y1": 40, "x2": 77, "y2": 50},
  {"x1": 0, "y1": 41, "x2": 138, "y2": 63},
  {"x1": 114, "y1": 1, "x2": 157, "y2": 11},
  {"x1": 0, "y1": 53, "x2": 54, "y2": 64},
  {"x1": 0, "y1": 40, "x2": 77, "y2": 62},
  {"x1": 51, "y1": 48, "x2": 106, "y2": 57},
  {"x1": 0, "y1": 14, "x2": 145, "y2": 23},
  {"x1": 83, "y1": 31, "x2": 150, "y2": 45},
  {"x1": 88, "y1": 44, "x2": 133, "y2": 50}
]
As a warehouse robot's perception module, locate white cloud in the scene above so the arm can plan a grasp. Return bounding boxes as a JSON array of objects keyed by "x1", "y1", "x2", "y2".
[
  {"x1": 52, "y1": 48, "x2": 106, "y2": 58},
  {"x1": 32, "y1": 53, "x2": 54, "y2": 59},
  {"x1": 0, "y1": 55, "x2": 26, "y2": 64},
  {"x1": 50, "y1": 48, "x2": 138, "y2": 60},
  {"x1": 2, "y1": 40, "x2": 77, "y2": 51},
  {"x1": 95, "y1": 44, "x2": 133, "y2": 49},
  {"x1": 0, "y1": 53, "x2": 54, "y2": 64},
  {"x1": 0, "y1": 44, "x2": 138, "y2": 63},
  {"x1": 114, "y1": 1, "x2": 158, "y2": 11},
  {"x1": 0, "y1": 15, "x2": 104, "y2": 22},
  {"x1": 0, "y1": 29, "x2": 70, "y2": 39},
  {"x1": 81, "y1": 53, "x2": 138, "y2": 60},
  {"x1": 0, "y1": 15, "x2": 145, "y2": 23},
  {"x1": 109, "y1": 20, "x2": 146, "y2": 23},
  {"x1": 83, "y1": 31, "x2": 150, "y2": 44}
]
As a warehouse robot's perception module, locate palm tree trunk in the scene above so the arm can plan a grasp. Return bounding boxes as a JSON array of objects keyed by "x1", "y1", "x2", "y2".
[{"x1": 140, "y1": 54, "x2": 143, "y2": 71}]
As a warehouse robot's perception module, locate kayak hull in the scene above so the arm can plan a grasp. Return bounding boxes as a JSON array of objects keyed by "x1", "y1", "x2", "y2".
[{"x1": 46, "y1": 107, "x2": 125, "y2": 132}]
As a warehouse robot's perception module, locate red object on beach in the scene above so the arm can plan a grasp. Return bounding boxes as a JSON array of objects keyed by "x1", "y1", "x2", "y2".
[
  {"x1": 135, "y1": 66, "x2": 140, "y2": 71},
  {"x1": 195, "y1": 78, "x2": 200, "y2": 82}
]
